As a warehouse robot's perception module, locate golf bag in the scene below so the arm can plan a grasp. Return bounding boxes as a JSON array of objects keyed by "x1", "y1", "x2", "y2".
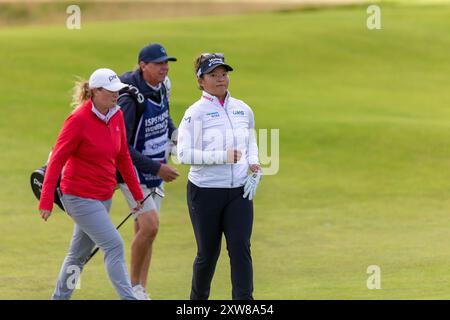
[{"x1": 30, "y1": 164, "x2": 65, "y2": 211}]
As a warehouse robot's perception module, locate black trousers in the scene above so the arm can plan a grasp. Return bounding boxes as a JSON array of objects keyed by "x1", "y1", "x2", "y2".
[{"x1": 187, "y1": 180, "x2": 254, "y2": 300}]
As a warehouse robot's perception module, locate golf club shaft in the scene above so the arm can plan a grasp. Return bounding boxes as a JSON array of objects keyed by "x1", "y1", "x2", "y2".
[{"x1": 84, "y1": 190, "x2": 154, "y2": 264}]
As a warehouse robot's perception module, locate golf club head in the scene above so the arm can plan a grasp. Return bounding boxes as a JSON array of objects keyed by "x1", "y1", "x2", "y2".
[{"x1": 154, "y1": 186, "x2": 165, "y2": 198}]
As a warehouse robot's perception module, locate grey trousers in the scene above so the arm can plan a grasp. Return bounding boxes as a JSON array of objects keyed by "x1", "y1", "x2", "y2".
[{"x1": 51, "y1": 194, "x2": 136, "y2": 300}]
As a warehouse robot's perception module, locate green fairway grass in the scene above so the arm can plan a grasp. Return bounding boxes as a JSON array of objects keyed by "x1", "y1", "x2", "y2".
[{"x1": 1, "y1": 3, "x2": 450, "y2": 299}]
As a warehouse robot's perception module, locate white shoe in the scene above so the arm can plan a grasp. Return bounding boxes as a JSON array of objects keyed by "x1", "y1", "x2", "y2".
[
  {"x1": 142, "y1": 291, "x2": 151, "y2": 300},
  {"x1": 132, "y1": 284, "x2": 151, "y2": 300}
]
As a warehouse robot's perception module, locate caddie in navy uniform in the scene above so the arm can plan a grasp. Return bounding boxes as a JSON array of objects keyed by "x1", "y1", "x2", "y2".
[{"x1": 117, "y1": 43, "x2": 179, "y2": 300}]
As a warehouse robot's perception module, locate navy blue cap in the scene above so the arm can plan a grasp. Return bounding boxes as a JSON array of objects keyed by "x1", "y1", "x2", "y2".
[
  {"x1": 196, "y1": 54, "x2": 233, "y2": 77},
  {"x1": 138, "y1": 43, "x2": 177, "y2": 63}
]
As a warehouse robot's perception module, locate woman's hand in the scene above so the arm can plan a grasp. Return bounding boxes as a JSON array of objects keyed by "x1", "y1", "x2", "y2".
[
  {"x1": 40, "y1": 209, "x2": 52, "y2": 222},
  {"x1": 133, "y1": 200, "x2": 144, "y2": 212},
  {"x1": 227, "y1": 149, "x2": 242, "y2": 163}
]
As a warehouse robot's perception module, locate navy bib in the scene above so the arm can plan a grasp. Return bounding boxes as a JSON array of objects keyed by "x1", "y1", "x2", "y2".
[{"x1": 133, "y1": 94, "x2": 169, "y2": 188}]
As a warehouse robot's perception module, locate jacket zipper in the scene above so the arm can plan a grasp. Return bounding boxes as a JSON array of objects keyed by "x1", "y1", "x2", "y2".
[{"x1": 223, "y1": 104, "x2": 235, "y2": 188}]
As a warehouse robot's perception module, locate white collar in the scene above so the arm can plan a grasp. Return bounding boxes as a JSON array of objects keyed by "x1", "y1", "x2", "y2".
[
  {"x1": 201, "y1": 91, "x2": 230, "y2": 108},
  {"x1": 91, "y1": 103, "x2": 120, "y2": 123},
  {"x1": 146, "y1": 81, "x2": 162, "y2": 91}
]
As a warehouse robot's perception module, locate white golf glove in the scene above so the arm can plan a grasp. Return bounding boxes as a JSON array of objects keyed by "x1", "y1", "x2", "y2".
[
  {"x1": 170, "y1": 129, "x2": 178, "y2": 144},
  {"x1": 169, "y1": 142, "x2": 177, "y2": 157},
  {"x1": 243, "y1": 171, "x2": 262, "y2": 201},
  {"x1": 170, "y1": 129, "x2": 178, "y2": 156}
]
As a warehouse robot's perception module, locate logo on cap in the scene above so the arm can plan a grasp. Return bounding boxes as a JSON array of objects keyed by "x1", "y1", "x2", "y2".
[
  {"x1": 208, "y1": 58, "x2": 223, "y2": 67},
  {"x1": 108, "y1": 75, "x2": 118, "y2": 82}
]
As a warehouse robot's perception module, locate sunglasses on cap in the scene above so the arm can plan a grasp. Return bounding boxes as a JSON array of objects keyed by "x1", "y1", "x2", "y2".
[{"x1": 199, "y1": 53, "x2": 225, "y2": 63}]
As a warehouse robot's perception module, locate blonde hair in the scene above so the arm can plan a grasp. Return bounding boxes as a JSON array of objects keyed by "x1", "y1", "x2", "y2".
[{"x1": 71, "y1": 78, "x2": 92, "y2": 109}]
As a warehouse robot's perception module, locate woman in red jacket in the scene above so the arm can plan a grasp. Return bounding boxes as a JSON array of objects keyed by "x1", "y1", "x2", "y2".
[{"x1": 39, "y1": 68, "x2": 144, "y2": 300}]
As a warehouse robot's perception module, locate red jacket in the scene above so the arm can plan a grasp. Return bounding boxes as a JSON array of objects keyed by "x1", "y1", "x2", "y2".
[{"x1": 39, "y1": 99, "x2": 144, "y2": 211}]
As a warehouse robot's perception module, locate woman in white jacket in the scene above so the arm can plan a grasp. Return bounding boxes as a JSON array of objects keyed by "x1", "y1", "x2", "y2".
[{"x1": 177, "y1": 53, "x2": 262, "y2": 300}]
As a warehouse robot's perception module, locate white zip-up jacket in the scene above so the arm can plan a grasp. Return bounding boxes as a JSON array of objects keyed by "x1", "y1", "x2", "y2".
[{"x1": 177, "y1": 91, "x2": 259, "y2": 188}]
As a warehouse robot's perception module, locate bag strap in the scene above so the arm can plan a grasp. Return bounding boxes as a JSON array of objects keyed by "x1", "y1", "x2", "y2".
[{"x1": 120, "y1": 85, "x2": 146, "y2": 140}]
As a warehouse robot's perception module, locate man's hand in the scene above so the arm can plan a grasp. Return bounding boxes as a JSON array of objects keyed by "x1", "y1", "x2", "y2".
[
  {"x1": 40, "y1": 209, "x2": 52, "y2": 222},
  {"x1": 157, "y1": 163, "x2": 179, "y2": 182}
]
